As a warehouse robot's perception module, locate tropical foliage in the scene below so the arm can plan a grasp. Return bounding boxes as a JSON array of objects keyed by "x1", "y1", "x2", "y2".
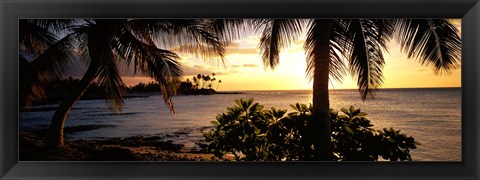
[
  {"x1": 19, "y1": 20, "x2": 80, "y2": 111},
  {"x1": 127, "y1": 74, "x2": 222, "y2": 95},
  {"x1": 253, "y1": 19, "x2": 460, "y2": 160},
  {"x1": 203, "y1": 98, "x2": 419, "y2": 161},
  {"x1": 19, "y1": 19, "x2": 242, "y2": 148},
  {"x1": 191, "y1": 73, "x2": 219, "y2": 90},
  {"x1": 22, "y1": 77, "x2": 111, "y2": 105},
  {"x1": 19, "y1": 18, "x2": 459, "y2": 159}
]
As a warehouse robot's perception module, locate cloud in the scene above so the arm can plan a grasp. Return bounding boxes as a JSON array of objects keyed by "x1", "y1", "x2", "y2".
[
  {"x1": 417, "y1": 68, "x2": 431, "y2": 72},
  {"x1": 226, "y1": 48, "x2": 259, "y2": 54},
  {"x1": 226, "y1": 42, "x2": 241, "y2": 48},
  {"x1": 215, "y1": 70, "x2": 238, "y2": 75},
  {"x1": 213, "y1": 65, "x2": 242, "y2": 75},
  {"x1": 182, "y1": 64, "x2": 215, "y2": 76},
  {"x1": 171, "y1": 41, "x2": 259, "y2": 56},
  {"x1": 225, "y1": 42, "x2": 259, "y2": 55},
  {"x1": 243, "y1": 64, "x2": 259, "y2": 68}
]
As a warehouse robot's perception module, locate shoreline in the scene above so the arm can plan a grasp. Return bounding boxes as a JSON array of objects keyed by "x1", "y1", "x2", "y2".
[
  {"x1": 27, "y1": 87, "x2": 460, "y2": 107},
  {"x1": 19, "y1": 126, "x2": 229, "y2": 161},
  {"x1": 28, "y1": 91, "x2": 245, "y2": 107}
]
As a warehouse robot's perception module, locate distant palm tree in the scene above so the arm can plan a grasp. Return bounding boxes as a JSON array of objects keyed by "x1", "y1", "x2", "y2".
[
  {"x1": 216, "y1": 79, "x2": 222, "y2": 90},
  {"x1": 192, "y1": 76, "x2": 199, "y2": 89},
  {"x1": 200, "y1": 75, "x2": 206, "y2": 89},
  {"x1": 204, "y1": 75, "x2": 211, "y2": 89},
  {"x1": 19, "y1": 19, "x2": 238, "y2": 148},
  {"x1": 196, "y1": 74, "x2": 203, "y2": 88},
  {"x1": 255, "y1": 19, "x2": 460, "y2": 160},
  {"x1": 210, "y1": 73, "x2": 217, "y2": 89}
]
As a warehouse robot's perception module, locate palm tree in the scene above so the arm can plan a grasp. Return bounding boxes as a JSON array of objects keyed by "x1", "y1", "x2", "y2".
[
  {"x1": 204, "y1": 75, "x2": 212, "y2": 89},
  {"x1": 210, "y1": 73, "x2": 217, "y2": 89},
  {"x1": 197, "y1": 74, "x2": 203, "y2": 88},
  {"x1": 21, "y1": 19, "x2": 234, "y2": 148},
  {"x1": 216, "y1": 79, "x2": 222, "y2": 90},
  {"x1": 192, "y1": 76, "x2": 199, "y2": 89},
  {"x1": 255, "y1": 19, "x2": 461, "y2": 160}
]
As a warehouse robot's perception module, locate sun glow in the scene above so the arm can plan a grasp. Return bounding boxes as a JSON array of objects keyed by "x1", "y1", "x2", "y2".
[{"x1": 124, "y1": 20, "x2": 461, "y2": 91}]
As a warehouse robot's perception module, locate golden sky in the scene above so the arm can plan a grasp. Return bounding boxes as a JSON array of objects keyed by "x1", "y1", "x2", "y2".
[{"x1": 122, "y1": 19, "x2": 461, "y2": 91}]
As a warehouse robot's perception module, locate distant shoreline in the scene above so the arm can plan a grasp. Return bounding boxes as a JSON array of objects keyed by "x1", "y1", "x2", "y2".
[
  {"x1": 125, "y1": 91, "x2": 244, "y2": 97},
  {"x1": 26, "y1": 91, "x2": 245, "y2": 107},
  {"x1": 26, "y1": 87, "x2": 459, "y2": 107}
]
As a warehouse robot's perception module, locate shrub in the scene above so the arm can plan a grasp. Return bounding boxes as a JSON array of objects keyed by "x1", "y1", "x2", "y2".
[{"x1": 203, "y1": 98, "x2": 419, "y2": 161}]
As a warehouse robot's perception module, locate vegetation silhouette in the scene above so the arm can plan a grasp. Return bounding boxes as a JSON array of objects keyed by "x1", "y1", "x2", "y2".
[
  {"x1": 251, "y1": 19, "x2": 460, "y2": 160},
  {"x1": 128, "y1": 74, "x2": 221, "y2": 95},
  {"x1": 19, "y1": 19, "x2": 244, "y2": 148},
  {"x1": 19, "y1": 19, "x2": 459, "y2": 161},
  {"x1": 203, "y1": 98, "x2": 419, "y2": 161},
  {"x1": 19, "y1": 20, "x2": 80, "y2": 111},
  {"x1": 25, "y1": 77, "x2": 110, "y2": 105}
]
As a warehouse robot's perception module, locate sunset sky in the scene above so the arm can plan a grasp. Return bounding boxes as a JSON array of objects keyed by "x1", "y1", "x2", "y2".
[{"x1": 118, "y1": 19, "x2": 462, "y2": 91}]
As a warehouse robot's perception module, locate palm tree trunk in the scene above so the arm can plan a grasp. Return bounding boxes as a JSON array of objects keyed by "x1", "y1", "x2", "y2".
[
  {"x1": 45, "y1": 61, "x2": 100, "y2": 148},
  {"x1": 311, "y1": 19, "x2": 333, "y2": 160}
]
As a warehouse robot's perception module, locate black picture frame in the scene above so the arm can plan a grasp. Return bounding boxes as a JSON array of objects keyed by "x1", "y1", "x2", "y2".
[{"x1": 1, "y1": 0, "x2": 479, "y2": 179}]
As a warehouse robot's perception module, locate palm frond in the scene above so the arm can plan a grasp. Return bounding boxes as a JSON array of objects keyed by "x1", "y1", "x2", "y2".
[
  {"x1": 80, "y1": 20, "x2": 128, "y2": 111},
  {"x1": 19, "y1": 55, "x2": 47, "y2": 110},
  {"x1": 127, "y1": 19, "x2": 225, "y2": 64},
  {"x1": 19, "y1": 20, "x2": 57, "y2": 56},
  {"x1": 30, "y1": 33, "x2": 77, "y2": 83},
  {"x1": 113, "y1": 27, "x2": 182, "y2": 113},
  {"x1": 345, "y1": 19, "x2": 393, "y2": 100},
  {"x1": 171, "y1": 19, "x2": 225, "y2": 63},
  {"x1": 20, "y1": 32, "x2": 77, "y2": 110},
  {"x1": 205, "y1": 19, "x2": 251, "y2": 42},
  {"x1": 255, "y1": 19, "x2": 305, "y2": 69},
  {"x1": 28, "y1": 19, "x2": 83, "y2": 33},
  {"x1": 70, "y1": 24, "x2": 92, "y2": 66},
  {"x1": 96, "y1": 51, "x2": 126, "y2": 112},
  {"x1": 140, "y1": 48, "x2": 182, "y2": 114},
  {"x1": 304, "y1": 19, "x2": 333, "y2": 87},
  {"x1": 394, "y1": 19, "x2": 461, "y2": 74},
  {"x1": 306, "y1": 20, "x2": 350, "y2": 83}
]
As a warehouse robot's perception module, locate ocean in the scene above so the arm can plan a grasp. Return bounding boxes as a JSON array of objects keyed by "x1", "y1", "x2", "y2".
[{"x1": 19, "y1": 88, "x2": 461, "y2": 161}]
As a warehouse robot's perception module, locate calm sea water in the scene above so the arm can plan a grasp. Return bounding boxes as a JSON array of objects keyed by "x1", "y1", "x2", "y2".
[{"x1": 19, "y1": 88, "x2": 461, "y2": 161}]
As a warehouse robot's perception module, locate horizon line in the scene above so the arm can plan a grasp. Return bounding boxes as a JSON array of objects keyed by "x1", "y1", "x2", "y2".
[{"x1": 218, "y1": 87, "x2": 461, "y2": 92}]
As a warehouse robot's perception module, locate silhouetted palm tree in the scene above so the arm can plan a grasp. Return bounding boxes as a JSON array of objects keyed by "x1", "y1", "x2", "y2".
[
  {"x1": 192, "y1": 76, "x2": 199, "y2": 89},
  {"x1": 216, "y1": 79, "x2": 222, "y2": 90},
  {"x1": 19, "y1": 19, "x2": 236, "y2": 148},
  {"x1": 204, "y1": 75, "x2": 211, "y2": 89},
  {"x1": 255, "y1": 19, "x2": 460, "y2": 160},
  {"x1": 200, "y1": 75, "x2": 206, "y2": 89},
  {"x1": 210, "y1": 73, "x2": 217, "y2": 89},
  {"x1": 196, "y1": 74, "x2": 203, "y2": 88}
]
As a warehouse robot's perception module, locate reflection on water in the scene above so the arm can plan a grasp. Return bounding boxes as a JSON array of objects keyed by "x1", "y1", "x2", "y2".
[{"x1": 19, "y1": 88, "x2": 461, "y2": 161}]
